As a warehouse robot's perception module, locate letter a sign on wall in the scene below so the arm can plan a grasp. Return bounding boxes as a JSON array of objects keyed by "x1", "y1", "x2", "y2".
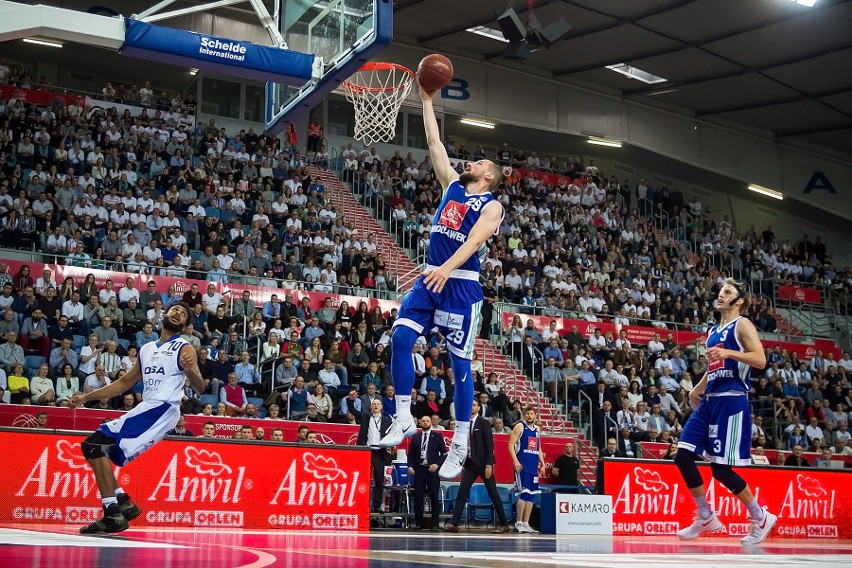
[{"x1": 803, "y1": 171, "x2": 837, "y2": 194}]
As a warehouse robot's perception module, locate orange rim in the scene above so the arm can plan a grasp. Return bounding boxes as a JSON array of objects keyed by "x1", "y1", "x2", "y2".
[{"x1": 342, "y1": 62, "x2": 414, "y2": 94}]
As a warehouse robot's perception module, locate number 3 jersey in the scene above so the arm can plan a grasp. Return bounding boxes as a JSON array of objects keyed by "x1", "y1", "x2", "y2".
[
  {"x1": 139, "y1": 335, "x2": 189, "y2": 404},
  {"x1": 428, "y1": 179, "x2": 501, "y2": 274},
  {"x1": 704, "y1": 316, "x2": 750, "y2": 394}
]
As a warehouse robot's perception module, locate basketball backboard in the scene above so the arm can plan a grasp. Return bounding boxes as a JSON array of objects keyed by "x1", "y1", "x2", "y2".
[{"x1": 265, "y1": 0, "x2": 392, "y2": 134}]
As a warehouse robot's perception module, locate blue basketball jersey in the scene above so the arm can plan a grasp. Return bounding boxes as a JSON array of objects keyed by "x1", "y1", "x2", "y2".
[
  {"x1": 704, "y1": 316, "x2": 750, "y2": 394},
  {"x1": 428, "y1": 180, "x2": 499, "y2": 273},
  {"x1": 514, "y1": 422, "x2": 540, "y2": 474}
]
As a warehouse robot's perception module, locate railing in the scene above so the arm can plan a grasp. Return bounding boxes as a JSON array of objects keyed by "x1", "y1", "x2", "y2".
[
  {"x1": 573, "y1": 437, "x2": 598, "y2": 494},
  {"x1": 577, "y1": 390, "x2": 593, "y2": 444}
]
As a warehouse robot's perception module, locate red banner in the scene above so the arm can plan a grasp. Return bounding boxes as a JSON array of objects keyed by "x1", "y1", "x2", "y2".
[
  {"x1": 0, "y1": 84, "x2": 83, "y2": 108},
  {"x1": 779, "y1": 285, "x2": 822, "y2": 305},
  {"x1": 501, "y1": 312, "x2": 841, "y2": 360},
  {"x1": 0, "y1": 406, "x2": 571, "y2": 484},
  {"x1": 1, "y1": 429, "x2": 370, "y2": 530},
  {"x1": 603, "y1": 459, "x2": 852, "y2": 539},
  {"x1": 2, "y1": 259, "x2": 401, "y2": 317}
]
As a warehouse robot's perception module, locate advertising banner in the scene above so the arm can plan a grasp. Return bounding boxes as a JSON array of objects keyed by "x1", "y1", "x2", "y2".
[
  {"x1": 0, "y1": 406, "x2": 572, "y2": 485},
  {"x1": 1, "y1": 430, "x2": 370, "y2": 530},
  {"x1": 500, "y1": 312, "x2": 841, "y2": 360},
  {"x1": 540, "y1": 493, "x2": 613, "y2": 535},
  {"x1": 778, "y1": 285, "x2": 822, "y2": 305},
  {"x1": 0, "y1": 84, "x2": 83, "y2": 108},
  {"x1": 603, "y1": 459, "x2": 852, "y2": 539},
  {"x1": 121, "y1": 19, "x2": 315, "y2": 84}
]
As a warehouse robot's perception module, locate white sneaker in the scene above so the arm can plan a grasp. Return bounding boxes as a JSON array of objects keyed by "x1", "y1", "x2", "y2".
[
  {"x1": 515, "y1": 522, "x2": 529, "y2": 533},
  {"x1": 741, "y1": 507, "x2": 777, "y2": 546},
  {"x1": 438, "y1": 441, "x2": 468, "y2": 479},
  {"x1": 677, "y1": 512, "x2": 724, "y2": 540},
  {"x1": 378, "y1": 415, "x2": 415, "y2": 447}
]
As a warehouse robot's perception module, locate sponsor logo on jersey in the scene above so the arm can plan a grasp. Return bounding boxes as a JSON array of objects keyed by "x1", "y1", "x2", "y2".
[{"x1": 438, "y1": 201, "x2": 469, "y2": 231}]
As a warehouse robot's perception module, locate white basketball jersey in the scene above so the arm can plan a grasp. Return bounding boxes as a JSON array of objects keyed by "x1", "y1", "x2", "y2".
[{"x1": 138, "y1": 335, "x2": 189, "y2": 404}]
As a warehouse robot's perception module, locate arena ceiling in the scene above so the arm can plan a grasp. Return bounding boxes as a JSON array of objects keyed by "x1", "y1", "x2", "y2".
[{"x1": 392, "y1": 0, "x2": 852, "y2": 161}]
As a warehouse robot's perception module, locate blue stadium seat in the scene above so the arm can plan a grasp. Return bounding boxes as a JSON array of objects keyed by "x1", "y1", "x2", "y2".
[
  {"x1": 72, "y1": 335, "x2": 86, "y2": 351},
  {"x1": 497, "y1": 486, "x2": 514, "y2": 522},
  {"x1": 442, "y1": 484, "x2": 459, "y2": 515},
  {"x1": 247, "y1": 397, "x2": 264, "y2": 410},
  {"x1": 117, "y1": 338, "x2": 131, "y2": 353},
  {"x1": 466, "y1": 484, "x2": 495, "y2": 527},
  {"x1": 25, "y1": 355, "x2": 46, "y2": 370},
  {"x1": 199, "y1": 394, "x2": 219, "y2": 408}
]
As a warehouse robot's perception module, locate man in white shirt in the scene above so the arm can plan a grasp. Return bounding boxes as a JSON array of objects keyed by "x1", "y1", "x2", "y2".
[
  {"x1": 34, "y1": 269, "x2": 57, "y2": 296},
  {"x1": 202, "y1": 284, "x2": 223, "y2": 315},
  {"x1": 61, "y1": 291, "x2": 85, "y2": 331},
  {"x1": 647, "y1": 333, "x2": 665, "y2": 358}
]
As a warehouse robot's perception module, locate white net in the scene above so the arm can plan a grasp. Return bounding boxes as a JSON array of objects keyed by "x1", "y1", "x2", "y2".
[{"x1": 343, "y1": 63, "x2": 413, "y2": 146}]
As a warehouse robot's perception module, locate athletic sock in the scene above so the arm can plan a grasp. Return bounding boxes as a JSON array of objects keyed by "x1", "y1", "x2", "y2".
[
  {"x1": 694, "y1": 495, "x2": 712, "y2": 520},
  {"x1": 452, "y1": 420, "x2": 470, "y2": 447},
  {"x1": 746, "y1": 500, "x2": 764, "y2": 521},
  {"x1": 395, "y1": 396, "x2": 412, "y2": 420},
  {"x1": 114, "y1": 487, "x2": 125, "y2": 496},
  {"x1": 102, "y1": 496, "x2": 118, "y2": 509}
]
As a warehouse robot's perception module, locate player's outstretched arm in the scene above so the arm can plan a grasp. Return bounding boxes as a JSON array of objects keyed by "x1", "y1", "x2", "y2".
[
  {"x1": 70, "y1": 360, "x2": 142, "y2": 407},
  {"x1": 423, "y1": 200, "x2": 502, "y2": 294},
  {"x1": 418, "y1": 77, "x2": 458, "y2": 191},
  {"x1": 180, "y1": 344, "x2": 206, "y2": 394}
]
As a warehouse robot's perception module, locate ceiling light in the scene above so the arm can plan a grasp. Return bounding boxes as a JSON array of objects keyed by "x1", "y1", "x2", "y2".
[
  {"x1": 790, "y1": 0, "x2": 817, "y2": 7},
  {"x1": 23, "y1": 37, "x2": 63, "y2": 48},
  {"x1": 587, "y1": 137, "x2": 622, "y2": 148},
  {"x1": 189, "y1": 68, "x2": 199, "y2": 75},
  {"x1": 460, "y1": 118, "x2": 495, "y2": 129},
  {"x1": 605, "y1": 63, "x2": 666, "y2": 85},
  {"x1": 748, "y1": 184, "x2": 784, "y2": 200},
  {"x1": 466, "y1": 26, "x2": 510, "y2": 43}
]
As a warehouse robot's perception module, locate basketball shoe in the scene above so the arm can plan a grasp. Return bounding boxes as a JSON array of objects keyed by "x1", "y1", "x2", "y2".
[
  {"x1": 379, "y1": 414, "x2": 415, "y2": 447},
  {"x1": 80, "y1": 504, "x2": 129, "y2": 534},
  {"x1": 676, "y1": 511, "x2": 723, "y2": 540},
  {"x1": 741, "y1": 507, "x2": 777, "y2": 546},
  {"x1": 118, "y1": 492, "x2": 142, "y2": 521},
  {"x1": 439, "y1": 440, "x2": 468, "y2": 479}
]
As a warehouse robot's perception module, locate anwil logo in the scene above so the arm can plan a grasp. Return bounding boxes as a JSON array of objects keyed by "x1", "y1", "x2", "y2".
[
  {"x1": 148, "y1": 446, "x2": 246, "y2": 503},
  {"x1": 614, "y1": 467, "x2": 679, "y2": 516},
  {"x1": 16, "y1": 440, "x2": 108, "y2": 499},
  {"x1": 780, "y1": 474, "x2": 836, "y2": 519},
  {"x1": 270, "y1": 452, "x2": 361, "y2": 506}
]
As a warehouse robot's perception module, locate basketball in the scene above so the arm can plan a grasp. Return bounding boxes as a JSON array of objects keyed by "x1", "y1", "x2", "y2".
[{"x1": 417, "y1": 53, "x2": 454, "y2": 94}]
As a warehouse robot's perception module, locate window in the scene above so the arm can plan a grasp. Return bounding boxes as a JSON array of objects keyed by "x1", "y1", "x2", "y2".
[
  {"x1": 244, "y1": 84, "x2": 264, "y2": 123},
  {"x1": 200, "y1": 78, "x2": 241, "y2": 119},
  {"x1": 407, "y1": 113, "x2": 441, "y2": 150}
]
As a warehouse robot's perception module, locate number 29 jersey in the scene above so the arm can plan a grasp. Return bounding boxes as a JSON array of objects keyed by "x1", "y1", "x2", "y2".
[
  {"x1": 139, "y1": 335, "x2": 189, "y2": 405},
  {"x1": 704, "y1": 316, "x2": 750, "y2": 394},
  {"x1": 428, "y1": 180, "x2": 501, "y2": 274}
]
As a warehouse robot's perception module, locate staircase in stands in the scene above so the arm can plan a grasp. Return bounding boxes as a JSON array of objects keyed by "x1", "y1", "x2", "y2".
[
  {"x1": 311, "y1": 169, "x2": 422, "y2": 290},
  {"x1": 312, "y1": 167, "x2": 599, "y2": 485}
]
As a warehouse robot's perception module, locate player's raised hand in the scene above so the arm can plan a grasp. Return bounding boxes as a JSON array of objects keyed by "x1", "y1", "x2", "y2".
[
  {"x1": 69, "y1": 394, "x2": 85, "y2": 408},
  {"x1": 422, "y1": 265, "x2": 451, "y2": 294},
  {"x1": 416, "y1": 74, "x2": 439, "y2": 103}
]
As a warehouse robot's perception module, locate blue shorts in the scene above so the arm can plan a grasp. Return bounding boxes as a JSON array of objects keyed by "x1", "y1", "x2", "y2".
[
  {"x1": 678, "y1": 394, "x2": 752, "y2": 466},
  {"x1": 392, "y1": 276, "x2": 482, "y2": 359},
  {"x1": 515, "y1": 471, "x2": 540, "y2": 496}
]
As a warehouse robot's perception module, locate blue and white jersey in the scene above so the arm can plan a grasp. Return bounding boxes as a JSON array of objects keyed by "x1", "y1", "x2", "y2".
[
  {"x1": 704, "y1": 316, "x2": 750, "y2": 394},
  {"x1": 514, "y1": 422, "x2": 541, "y2": 474},
  {"x1": 428, "y1": 180, "x2": 499, "y2": 274},
  {"x1": 138, "y1": 335, "x2": 189, "y2": 404}
]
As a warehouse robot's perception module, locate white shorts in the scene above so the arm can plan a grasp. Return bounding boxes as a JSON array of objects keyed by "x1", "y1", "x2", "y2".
[{"x1": 98, "y1": 400, "x2": 180, "y2": 466}]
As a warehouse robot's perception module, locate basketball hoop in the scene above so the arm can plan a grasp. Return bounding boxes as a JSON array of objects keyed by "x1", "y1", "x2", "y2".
[{"x1": 343, "y1": 62, "x2": 414, "y2": 146}]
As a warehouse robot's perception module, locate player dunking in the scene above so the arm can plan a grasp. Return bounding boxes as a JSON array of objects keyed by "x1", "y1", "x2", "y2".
[
  {"x1": 70, "y1": 302, "x2": 205, "y2": 534},
  {"x1": 379, "y1": 75, "x2": 504, "y2": 479},
  {"x1": 674, "y1": 279, "x2": 776, "y2": 545}
]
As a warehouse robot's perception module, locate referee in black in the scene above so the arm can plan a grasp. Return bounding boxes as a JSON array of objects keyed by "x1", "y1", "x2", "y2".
[{"x1": 443, "y1": 398, "x2": 510, "y2": 533}]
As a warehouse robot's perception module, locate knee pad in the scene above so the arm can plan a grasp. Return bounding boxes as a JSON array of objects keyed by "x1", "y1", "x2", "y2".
[
  {"x1": 710, "y1": 463, "x2": 747, "y2": 495},
  {"x1": 81, "y1": 431, "x2": 115, "y2": 461},
  {"x1": 519, "y1": 493, "x2": 534, "y2": 503},
  {"x1": 673, "y1": 448, "x2": 704, "y2": 489}
]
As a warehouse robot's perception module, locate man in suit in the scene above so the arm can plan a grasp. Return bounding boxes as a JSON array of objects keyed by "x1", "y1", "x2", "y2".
[
  {"x1": 592, "y1": 399, "x2": 618, "y2": 450},
  {"x1": 357, "y1": 399, "x2": 394, "y2": 514},
  {"x1": 407, "y1": 416, "x2": 447, "y2": 530},
  {"x1": 595, "y1": 437, "x2": 626, "y2": 494},
  {"x1": 444, "y1": 399, "x2": 511, "y2": 534},
  {"x1": 616, "y1": 427, "x2": 639, "y2": 458}
]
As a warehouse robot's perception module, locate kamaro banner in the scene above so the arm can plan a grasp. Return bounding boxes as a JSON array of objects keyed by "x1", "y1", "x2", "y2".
[
  {"x1": 603, "y1": 459, "x2": 851, "y2": 539},
  {"x1": 2, "y1": 430, "x2": 371, "y2": 531}
]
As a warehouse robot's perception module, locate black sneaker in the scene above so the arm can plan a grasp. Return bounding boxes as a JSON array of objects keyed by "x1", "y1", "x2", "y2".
[
  {"x1": 80, "y1": 504, "x2": 129, "y2": 534},
  {"x1": 117, "y1": 493, "x2": 142, "y2": 521}
]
